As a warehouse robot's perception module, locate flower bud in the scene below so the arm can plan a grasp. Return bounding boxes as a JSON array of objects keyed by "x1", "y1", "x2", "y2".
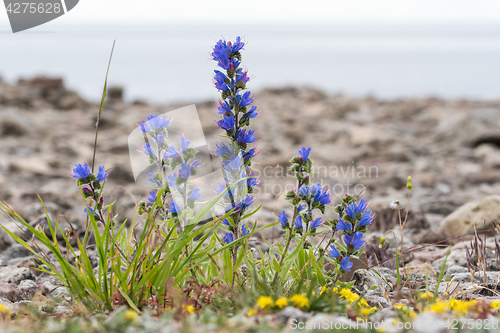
[
  {"x1": 407, "y1": 176, "x2": 413, "y2": 190},
  {"x1": 379, "y1": 236, "x2": 386, "y2": 248}
]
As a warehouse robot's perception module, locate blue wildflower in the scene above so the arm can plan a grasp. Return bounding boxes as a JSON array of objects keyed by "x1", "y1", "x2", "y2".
[
  {"x1": 294, "y1": 216, "x2": 303, "y2": 229},
  {"x1": 345, "y1": 202, "x2": 357, "y2": 219},
  {"x1": 355, "y1": 198, "x2": 368, "y2": 214},
  {"x1": 242, "y1": 222, "x2": 249, "y2": 236},
  {"x1": 222, "y1": 218, "x2": 231, "y2": 226},
  {"x1": 212, "y1": 40, "x2": 231, "y2": 69},
  {"x1": 344, "y1": 232, "x2": 365, "y2": 251},
  {"x1": 179, "y1": 163, "x2": 192, "y2": 179},
  {"x1": 327, "y1": 245, "x2": 341, "y2": 258},
  {"x1": 358, "y1": 210, "x2": 374, "y2": 227},
  {"x1": 95, "y1": 166, "x2": 109, "y2": 182},
  {"x1": 167, "y1": 173, "x2": 177, "y2": 188},
  {"x1": 297, "y1": 204, "x2": 306, "y2": 212},
  {"x1": 336, "y1": 216, "x2": 352, "y2": 231},
  {"x1": 214, "y1": 70, "x2": 229, "y2": 91},
  {"x1": 214, "y1": 142, "x2": 235, "y2": 157},
  {"x1": 242, "y1": 148, "x2": 257, "y2": 162},
  {"x1": 240, "y1": 106, "x2": 258, "y2": 121},
  {"x1": 224, "y1": 155, "x2": 242, "y2": 171},
  {"x1": 298, "y1": 147, "x2": 312, "y2": 161},
  {"x1": 217, "y1": 115, "x2": 235, "y2": 131},
  {"x1": 299, "y1": 186, "x2": 311, "y2": 198},
  {"x1": 230, "y1": 36, "x2": 245, "y2": 53},
  {"x1": 83, "y1": 206, "x2": 94, "y2": 216},
  {"x1": 240, "y1": 196, "x2": 254, "y2": 209},
  {"x1": 247, "y1": 173, "x2": 259, "y2": 188},
  {"x1": 139, "y1": 114, "x2": 171, "y2": 133},
  {"x1": 310, "y1": 218, "x2": 324, "y2": 229},
  {"x1": 340, "y1": 256, "x2": 353, "y2": 272},
  {"x1": 70, "y1": 163, "x2": 91, "y2": 179},
  {"x1": 235, "y1": 68, "x2": 250, "y2": 84},
  {"x1": 147, "y1": 190, "x2": 157, "y2": 203},
  {"x1": 140, "y1": 143, "x2": 156, "y2": 158},
  {"x1": 217, "y1": 100, "x2": 232, "y2": 115},
  {"x1": 236, "y1": 91, "x2": 253, "y2": 107},
  {"x1": 236, "y1": 129, "x2": 256, "y2": 144},
  {"x1": 169, "y1": 201, "x2": 181, "y2": 214},
  {"x1": 278, "y1": 211, "x2": 288, "y2": 228},
  {"x1": 148, "y1": 171, "x2": 162, "y2": 187},
  {"x1": 190, "y1": 188, "x2": 201, "y2": 201},
  {"x1": 180, "y1": 136, "x2": 191, "y2": 152},
  {"x1": 191, "y1": 159, "x2": 201, "y2": 169},
  {"x1": 164, "y1": 145, "x2": 180, "y2": 159},
  {"x1": 312, "y1": 186, "x2": 331, "y2": 205},
  {"x1": 222, "y1": 232, "x2": 234, "y2": 244}
]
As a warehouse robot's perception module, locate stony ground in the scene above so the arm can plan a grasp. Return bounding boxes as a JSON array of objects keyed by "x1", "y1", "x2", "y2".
[{"x1": 1, "y1": 76, "x2": 500, "y2": 330}]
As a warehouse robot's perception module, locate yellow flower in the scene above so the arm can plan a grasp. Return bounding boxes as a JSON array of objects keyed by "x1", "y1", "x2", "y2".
[
  {"x1": 419, "y1": 291, "x2": 434, "y2": 300},
  {"x1": 123, "y1": 309, "x2": 139, "y2": 323},
  {"x1": 0, "y1": 304, "x2": 11, "y2": 319},
  {"x1": 331, "y1": 287, "x2": 339, "y2": 293},
  {"x1": 360, "y1": 306, "x2": 377, "y2": 317},
  {"x1": 184, "y1": 305, "x2": 195, "y2": 314},
  {"x1": 290, "y1": 294, "x2": 310, "y2": 308},
  {"x1": 320, "y1": 286, "x2": 328, "y2": 295},
  {"x1": 247, "y1": 308, "x2": 257, "y2": 317},
  {"x1": 429, "y1": 301, "x2": 448, "y2": 313},
  {"x1": 358, "y1": 298, "x2": 369, "y2": 308},
  {"x1": 393, "y1": 304, "x2": 416, "y2": 318},
  {"x1": 275, "y1": 297, "x2": 288, "y2": 308},
  {"x1": 449, "y1": 299, "x2": 475, "y2": 316},
  {"x1": 257, "y1": 296, "x2": 274, "y2": 309},
  {"x1": 490, "y1": 301, "x2": 500, "y2": 309},
  {"x1": 339, "y1": 288, "x2": 360, "y2": 303}
]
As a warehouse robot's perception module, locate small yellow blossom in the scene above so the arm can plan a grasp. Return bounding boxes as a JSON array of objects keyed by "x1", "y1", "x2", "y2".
[
  {"x1": 123, "y1": 309, "x2": 139, "y2": 323},
  {"x1": 430, "y1": 301, "x2": 448, "y2": 313},
  {"x1": 275, "y1": 297, "x2": 288, "y2": 308},
  {"x1": 358, "y1": 298, "x2": 369, "y2": 308},
  {"x1": 290, "y1": 294, "x2": 310, "y2": 308},
  {"x1": 419, "y1": 291, "x2": 434, "y2": 300},
  {"x1": 257, "y1": 296, "x2": 274, "y2": 309},
  {"x1": 339, "y1": 288, "x2": 360, "y2": 303},
  {"x1": 320, "y1": 286, "x2": 328, "y2": 295},
  {"x1": 0, "y1": 304, "x2": 11, "y2": 319},
  {"x1": 360, "y1": 306, "x2": 377, "y2": 317},
  {"x1": 490, "y1": 301, "x2": 500, "y2": 310},
  {"x1": 393, "y1": 304, "x2": 416, "y2": 318},
  {"x1": 184, "y1": 305, "x2": 195, "y2": 314},
  {"x1": 247, "y1": 308, "x2": 257, "y2": 317}
]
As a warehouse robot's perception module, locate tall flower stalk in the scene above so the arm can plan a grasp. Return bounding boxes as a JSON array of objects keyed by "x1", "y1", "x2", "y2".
[
  {"x1": 272, "y1": 147, "x2": 331, "y2": 285},
  {"x1": 212, "y1": 36, "x2": 259, "y2": 285},
  {"x1": 137, "y1": 115, "x2": 201, "y2": 230}
]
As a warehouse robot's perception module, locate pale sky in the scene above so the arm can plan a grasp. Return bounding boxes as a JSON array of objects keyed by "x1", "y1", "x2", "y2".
[{"x1": 48, "y1": 0, "x2": 500, "y2": 25}]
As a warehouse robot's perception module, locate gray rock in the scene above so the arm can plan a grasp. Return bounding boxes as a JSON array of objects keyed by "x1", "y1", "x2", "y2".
[
  {"x1": 276, "y1": 306, "x2": 311, "y2": 325},
  {"x1": 52, "y1": 305, "x2": 73, "y2": 316},
  {"x1": 1, "y1": 245, "x2": 33, "y2": 259},
  {"x1": 353, "y1": 269, "x2": 383, "y2": 292},
  {"x1": 441, "y1": 195, "x2": 500, "y2": 237},
  {"x1": 444, "y1": 265, "x2": 468, "y2": 279},
  {"x1": 42, "y1": 280, "x2": 70, "y2": 300},
  {"x1": 432, "y1": 249, "x2": 467, "y2": 272},
  {"x1": 0, "y1": 267, "x2": 34, "y2": 284}
]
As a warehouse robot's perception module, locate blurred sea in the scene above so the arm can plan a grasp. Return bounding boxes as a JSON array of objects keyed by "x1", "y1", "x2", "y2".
[{"x1": 1, "y1": 23, "x2": 500, "y2": 104}]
